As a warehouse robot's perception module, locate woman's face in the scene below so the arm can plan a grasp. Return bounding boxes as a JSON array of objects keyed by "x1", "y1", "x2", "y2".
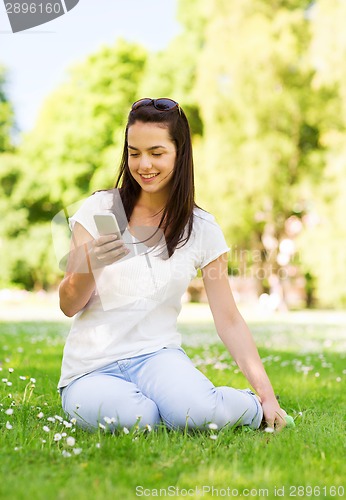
[{"x1": 127, "y1": 121, "x2": 176, "y2": 200}]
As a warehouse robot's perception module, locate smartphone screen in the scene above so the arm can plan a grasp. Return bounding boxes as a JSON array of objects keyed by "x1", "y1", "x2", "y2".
[{"x1": 93, "y1": 214, "x2": 122, "y2": 239}]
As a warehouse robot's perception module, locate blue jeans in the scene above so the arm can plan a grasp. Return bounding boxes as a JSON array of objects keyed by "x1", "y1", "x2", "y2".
[{"x1": 60, "y1": 346, "x2": 263, "y2": 432}]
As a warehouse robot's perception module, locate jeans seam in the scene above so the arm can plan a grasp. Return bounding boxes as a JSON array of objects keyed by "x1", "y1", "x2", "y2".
[{"x1": 117, "y1": 360, "x2": 131, "y2": 382}]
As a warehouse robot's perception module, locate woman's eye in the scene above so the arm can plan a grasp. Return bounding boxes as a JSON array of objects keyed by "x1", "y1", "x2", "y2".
[
  {"x1": 152, "y1": 153, "x2": 162, "y2": 157},
  {"x1": 129, "y1": 153, "x2": 139, "y2": 157}
]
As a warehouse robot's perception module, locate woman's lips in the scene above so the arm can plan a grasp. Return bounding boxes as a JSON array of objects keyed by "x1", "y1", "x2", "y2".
[{"x1": 139, "y1": 173, "x2": 159, "y2": 183}]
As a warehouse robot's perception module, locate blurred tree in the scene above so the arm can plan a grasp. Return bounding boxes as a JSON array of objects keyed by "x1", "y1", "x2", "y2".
[
  {"x1": 0, "y1": 66, "x2": 14, "y2": 152},
  {"x1": 138, "y1": 0, "x2": 208, "y2": 137},
  {"x1": 295, "y1": 0, "x2": 346, "y2": 307},
  {"x1": 192, "y1": 0, "x2": 325, "y2": 303},
  {"x1": 0, "y1": 68, "x2": 19, "y2": 287},
  {"x1": 0, "y1": 40, "x2": 148, "y2": 289},
  {"x1": 18, "y1": 38, "x2": 147, "y2": 211}
]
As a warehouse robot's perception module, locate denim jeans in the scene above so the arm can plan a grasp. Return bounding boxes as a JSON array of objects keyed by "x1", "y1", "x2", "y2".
[{"x1": 60, "y1": 346, "x2": 263, "y2": 432}]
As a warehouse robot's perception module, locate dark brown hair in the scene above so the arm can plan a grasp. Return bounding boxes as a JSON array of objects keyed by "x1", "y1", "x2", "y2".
[{"x1": 113, "y1": 100, "x2": 203, "y2": 258}]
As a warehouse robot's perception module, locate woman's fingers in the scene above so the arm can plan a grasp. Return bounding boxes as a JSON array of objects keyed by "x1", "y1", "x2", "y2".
[
  {"x1": 96, "y1": 245, "x2": 128, "y2": 261},
  {"x1": 262, "y1": 400, "x2": 288, "y2": 432},
  {"x1": 273, "y1": 409, "x2": 287, "y2": 432},
  {"x1": 94, "y1": 234, "x2": 119, "y2": 246},
  {"x1": 90, "y1": 235, "x2": 130, "y2": 266},
  {"x1": 93, "y1": 234, "x2": 120, "y2": 253}
]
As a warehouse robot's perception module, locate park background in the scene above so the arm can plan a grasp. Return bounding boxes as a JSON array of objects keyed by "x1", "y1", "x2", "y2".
[
  {"x1": 0, "y1": 2, "x2": 345, "y2": 499},
  {"x1": 1, "y1": 0, "x2": 346, "y2": 311}
]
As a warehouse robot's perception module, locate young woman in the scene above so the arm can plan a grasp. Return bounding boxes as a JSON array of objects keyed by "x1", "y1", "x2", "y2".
[{"x1": 58, "y1": 98, "x2": 287, "y2": 432}]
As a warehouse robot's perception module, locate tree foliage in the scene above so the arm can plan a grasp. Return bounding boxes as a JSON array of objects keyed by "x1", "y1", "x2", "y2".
[
  {"x1": 1, "y1": 39, "x2": 148, "y2": 288},
  {"x1": 295, "y1": 0, "x2": 346, "y2": 306},
  {"x1": 1, "y1": 0, "x2": 346, "y2": 307}
]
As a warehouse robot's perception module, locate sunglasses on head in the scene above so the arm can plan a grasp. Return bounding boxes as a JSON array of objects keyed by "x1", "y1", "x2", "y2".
[{"x1": 131, "y1": 98, "x2": 181, "y2": 114}]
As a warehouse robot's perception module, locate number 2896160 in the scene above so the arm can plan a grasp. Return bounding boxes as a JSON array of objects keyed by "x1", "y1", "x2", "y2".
[{"x1": 5, "y1": 3, "x2": 62, "y2": 14}]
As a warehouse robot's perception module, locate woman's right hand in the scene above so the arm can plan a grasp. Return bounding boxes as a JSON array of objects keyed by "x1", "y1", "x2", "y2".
[
  {"x1": 88, "y1": 234, "x2": 130, "y2": 269},
  {"x1": 60, "y1": 224, "x2": 130, "y2": 317}
]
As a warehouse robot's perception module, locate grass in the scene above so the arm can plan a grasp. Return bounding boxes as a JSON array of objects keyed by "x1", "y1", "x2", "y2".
[{"x1": 0, "y1": 306, "x2": 345, "y2": 499}]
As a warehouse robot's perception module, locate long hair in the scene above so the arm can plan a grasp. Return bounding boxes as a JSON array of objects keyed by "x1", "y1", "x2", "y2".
[{"x1": 113, "y1": 100, "x2": 202, "y2": 258}]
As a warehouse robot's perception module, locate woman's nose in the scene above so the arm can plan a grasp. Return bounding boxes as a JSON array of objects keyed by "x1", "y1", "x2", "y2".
[{"x1": 139, "y1": 155, "x2": 152, "y2": 169}]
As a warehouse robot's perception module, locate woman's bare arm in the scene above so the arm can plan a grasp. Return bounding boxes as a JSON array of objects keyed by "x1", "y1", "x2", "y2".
[
  {"x1": 59, "y1": 222, "x2": 96, "y2": 317},
  {"x1": 202, "y1": 253, "x2": 287, "y2": 430}
]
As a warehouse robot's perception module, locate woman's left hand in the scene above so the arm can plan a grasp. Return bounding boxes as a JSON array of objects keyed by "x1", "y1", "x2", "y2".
[{"x1": 260, "y1": 396, "x2": 287, "y2": 431}]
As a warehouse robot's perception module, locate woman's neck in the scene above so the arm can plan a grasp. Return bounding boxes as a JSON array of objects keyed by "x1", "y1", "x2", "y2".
[{"x1": 137, "y1": 192, "x2": 167, "y2": 215}]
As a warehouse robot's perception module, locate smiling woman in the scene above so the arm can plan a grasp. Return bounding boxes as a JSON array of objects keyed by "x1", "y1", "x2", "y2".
[{"x1": 57, "y1": 97, "x2": 288, "y2": 434}]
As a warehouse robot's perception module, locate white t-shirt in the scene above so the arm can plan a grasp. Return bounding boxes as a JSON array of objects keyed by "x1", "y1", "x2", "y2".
[{"x1": 57, "y1": 190, "x2": 230, "y2": 389}]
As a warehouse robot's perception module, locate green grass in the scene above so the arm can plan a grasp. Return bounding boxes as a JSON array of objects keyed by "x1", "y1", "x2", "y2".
[{"x1": 0, "y1": 312, "x2": 345, "y2": 500}]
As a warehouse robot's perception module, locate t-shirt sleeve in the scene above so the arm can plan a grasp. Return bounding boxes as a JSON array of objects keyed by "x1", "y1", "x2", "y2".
[
  {"x1": 68, "y1": 192, "x2": 110, "y2": 239},
  {"x1": 68, "y1": 190, "x2": 128, "y2": 240},
  {"x1": 196, "y1": 213, "x2": 230, "y2": 269}
]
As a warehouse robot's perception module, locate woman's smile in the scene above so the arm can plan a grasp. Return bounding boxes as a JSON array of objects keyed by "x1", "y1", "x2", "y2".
[{"x1": 139, "y1": 173, "x2": 159, "y2": 182}]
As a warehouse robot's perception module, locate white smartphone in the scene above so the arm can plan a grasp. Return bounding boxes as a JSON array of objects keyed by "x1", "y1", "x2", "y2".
[{"x1": 93, "y1": 213, "x2": 122, "y2": 239}]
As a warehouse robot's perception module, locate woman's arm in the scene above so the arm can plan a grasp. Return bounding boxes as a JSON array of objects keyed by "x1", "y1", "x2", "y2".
[
  {"x1": 59, "y1": 222, "x2": 96, "y2": 317},
  {"x1": 59, "y1": 221, "x2": 129, "y2": 317},
  {"x1": 201, "y1": 252, "x2": 287, "y2": 430}
]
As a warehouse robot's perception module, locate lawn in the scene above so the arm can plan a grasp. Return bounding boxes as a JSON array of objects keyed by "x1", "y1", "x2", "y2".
[{"x1": 0, "y1": 304, "x2": 345, "y2": 499}]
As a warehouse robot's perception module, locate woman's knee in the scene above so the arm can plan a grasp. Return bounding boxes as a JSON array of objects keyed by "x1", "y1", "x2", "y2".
[{"x1": 61, "y1": 375, "x2": 160, "y2": 431}]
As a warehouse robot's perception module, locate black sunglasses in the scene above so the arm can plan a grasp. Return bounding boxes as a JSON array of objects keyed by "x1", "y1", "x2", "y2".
[{"x1": 131, "y1": 98, "x2": 181, "y2": 114}]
